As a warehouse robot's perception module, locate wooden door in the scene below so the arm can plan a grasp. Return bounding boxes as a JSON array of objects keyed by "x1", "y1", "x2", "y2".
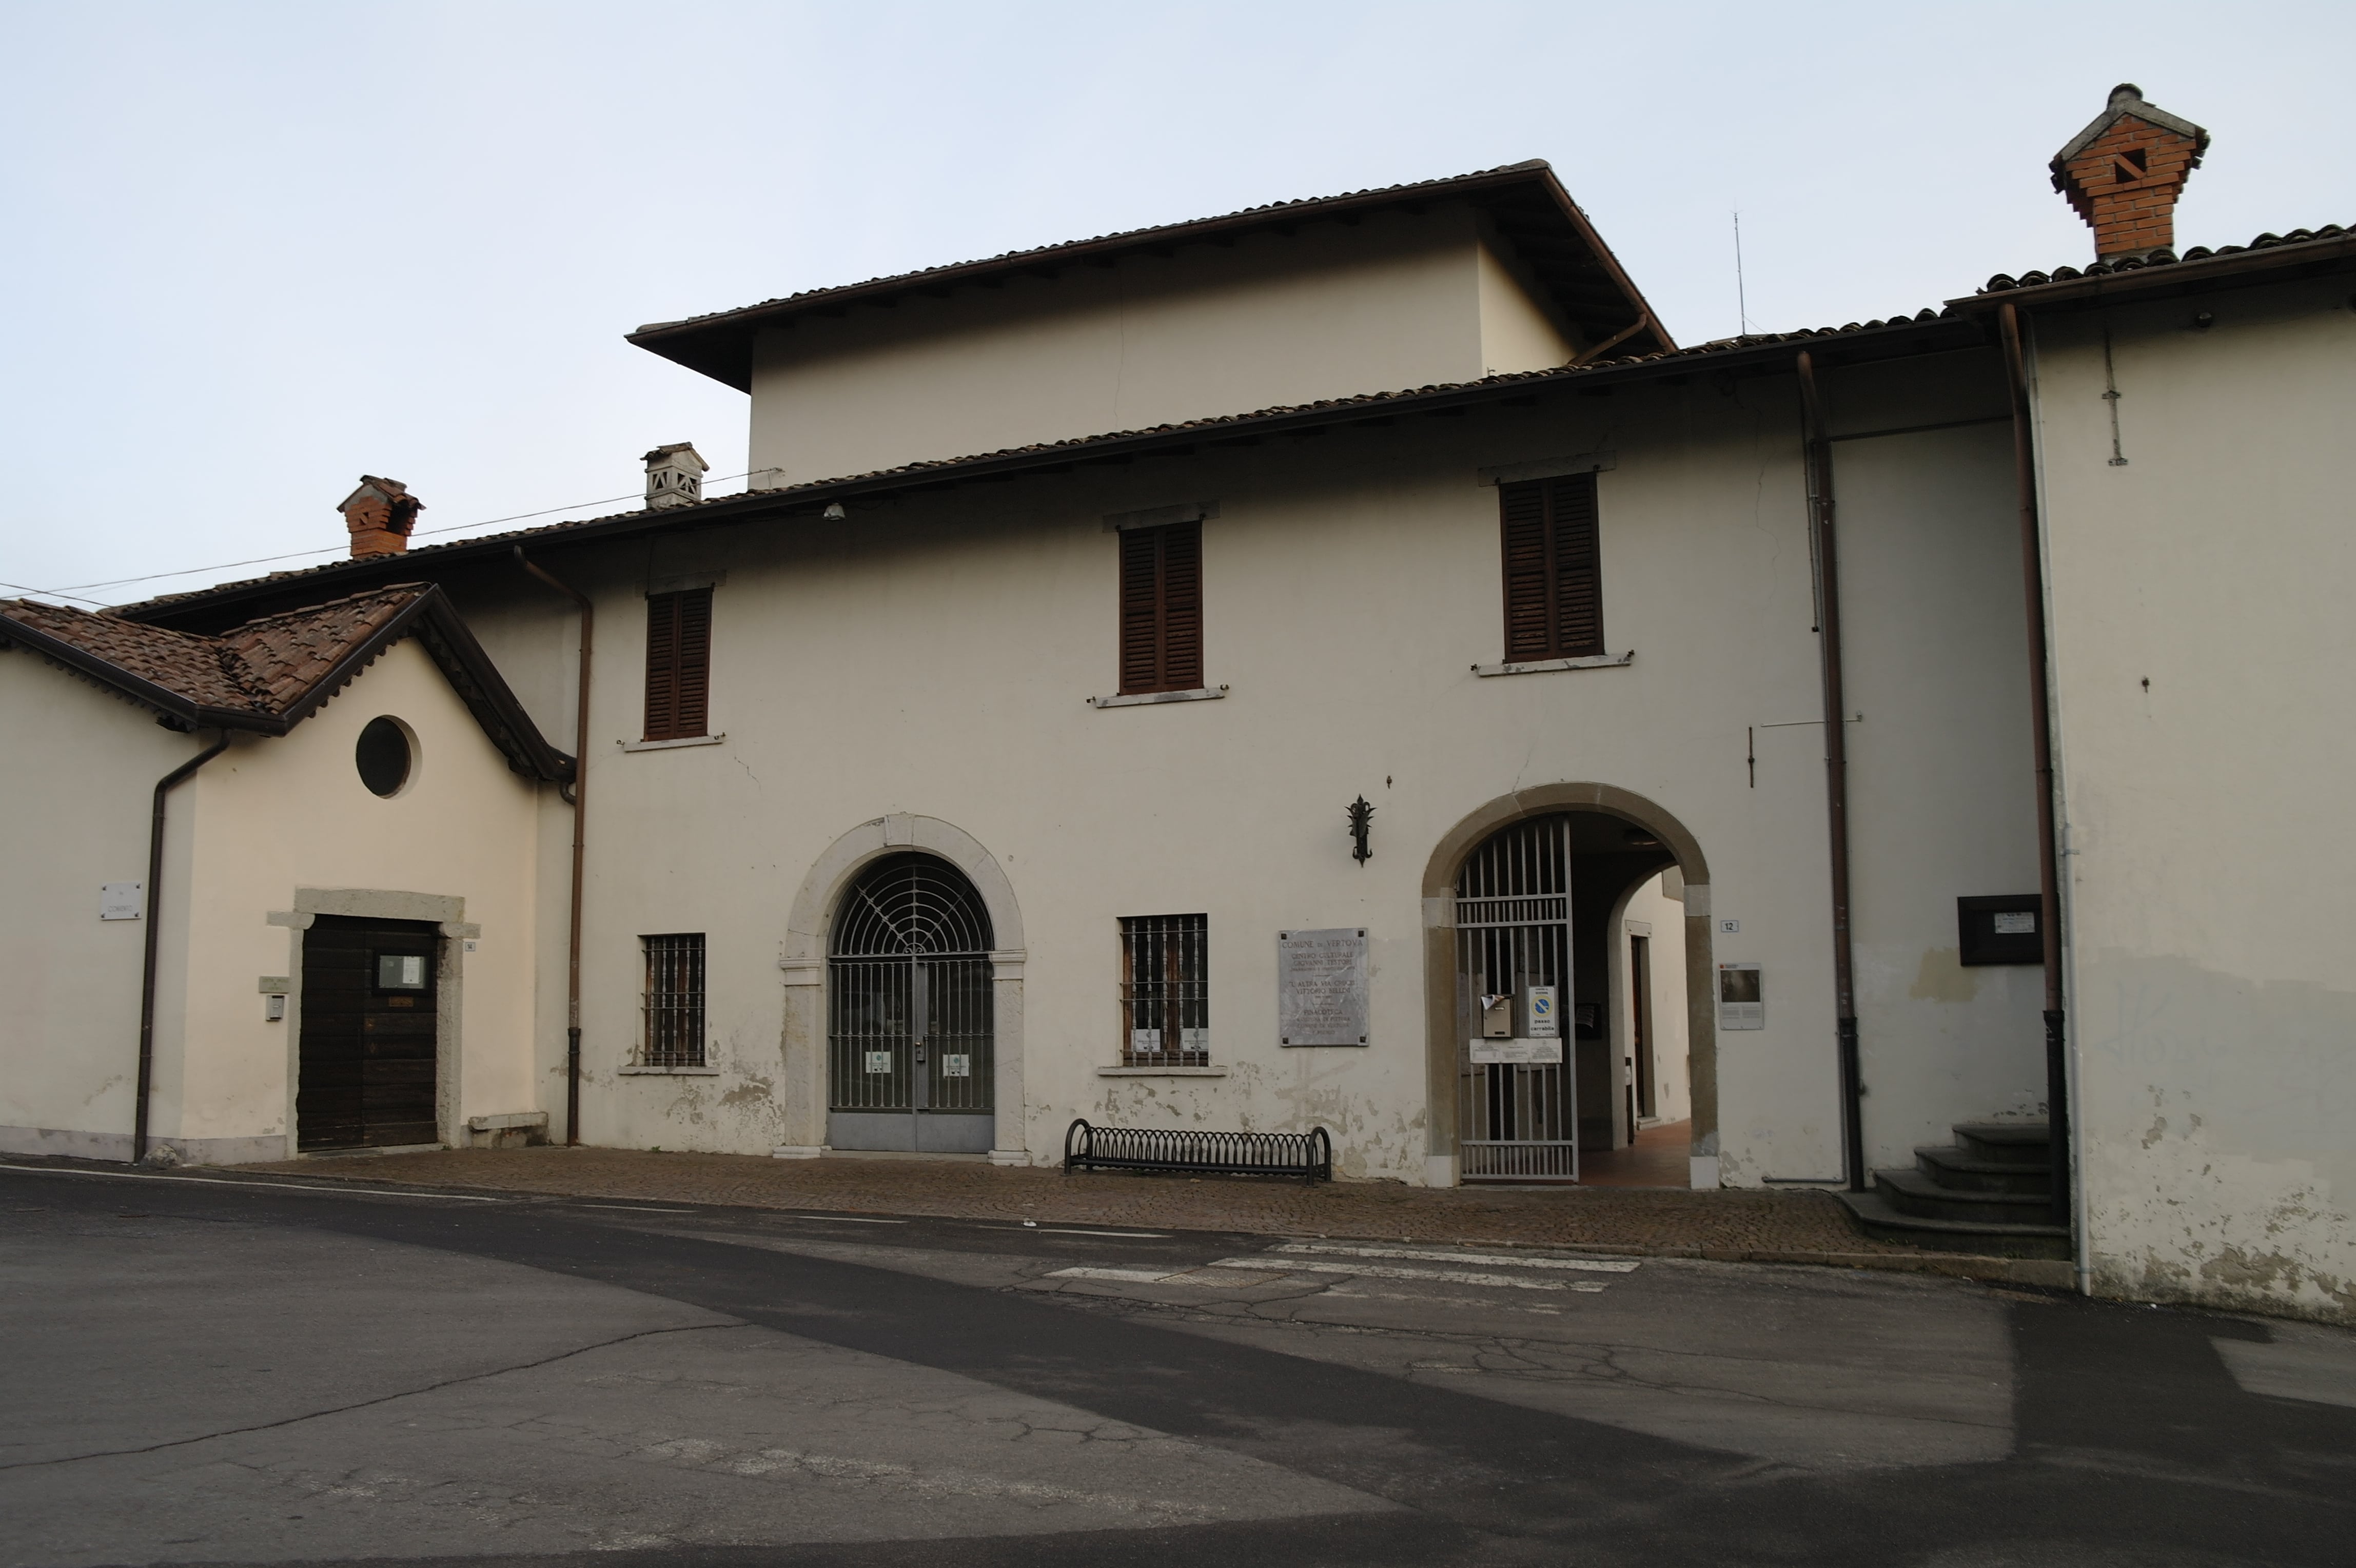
[{"x1": 297, "y1": 915, "x2": 440, "y2": 1150}]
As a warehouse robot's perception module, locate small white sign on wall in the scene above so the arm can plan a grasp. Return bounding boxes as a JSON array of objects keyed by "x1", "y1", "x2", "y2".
[
  {"x1": 1179, "y1": 1027, "x2": 1210, "y2": 1054},
  {"x1": 940, "y1": 1054, "x2": 972, "y2": 1077},
  {"x1": 1468, "y1": 1037, "x2": 1564, "y2": 1065},
  {"x1": 1525, "y1": 986, "x2": 1558, "y2": 1038},
  {"x1": 863, "y1": 1050, "x2": 893, "y2": 1075},
  {"x1": 100, "y1": 883, "x2": 143, "y2": 921},
  {"x1": 1130, "y1": 1028, "x2": 1162, "y2": 1053}
]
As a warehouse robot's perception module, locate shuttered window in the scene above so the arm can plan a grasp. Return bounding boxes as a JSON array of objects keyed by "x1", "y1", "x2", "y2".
[
  {"x1": 643, "y1": 587, "x2": 712, "y2": 740},
  {"x1": 1117, "y1": 522, "x2": 1203, "y2": 695},
  {"x1": 1498, "y1": 473, "x2": 1604, "y2": 662}
]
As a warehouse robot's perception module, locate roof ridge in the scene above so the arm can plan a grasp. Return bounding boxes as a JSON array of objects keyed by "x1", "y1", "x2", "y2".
[
  {"x1": 1977, "y1": 221, "x2": 2350, "y2": 293},
  {"x1": 633, "y1": 162, "x2": 1557, "y2": 336}
]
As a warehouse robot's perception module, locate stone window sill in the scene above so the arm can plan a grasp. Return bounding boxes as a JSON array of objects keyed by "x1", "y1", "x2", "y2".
[
  {"x1": 1471, "y1": 651, "x2": 1634, "y2": 678},
  {"x1": 617, "y1": 1063, "x2": 720, "y2": 1075},
  {"x1": 1088, "y1": 686, "x2": 1227, "y2": 709},
  {"x1": 619, "y1": 733, "x2": 725, "y2": 752},
  {"x1": 1096, "y1": 1065, "x2": 1229, "y2": 1077}
]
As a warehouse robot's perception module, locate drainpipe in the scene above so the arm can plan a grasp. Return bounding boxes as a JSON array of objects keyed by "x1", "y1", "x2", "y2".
[
  {"x1": 1998, "y1": 303, "x2": 2072, "y2": 1232},
  {"x1": 1795, "y1": 351, "x2": 1868, "y2": 1191},
  {"x1": 135, "y1": 732, "x2": 231, "y2": 1163},
  {"x1": 515, "y1": 548, "x2": 591, "y2": 1147}
]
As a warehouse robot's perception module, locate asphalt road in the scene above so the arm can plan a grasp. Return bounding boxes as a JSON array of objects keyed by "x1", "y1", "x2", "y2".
[{"x1": 3, "y1": 1160, "x2": 2352, "y2": 1567}]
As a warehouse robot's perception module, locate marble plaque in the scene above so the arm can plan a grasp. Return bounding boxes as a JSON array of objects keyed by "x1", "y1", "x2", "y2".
[{"x1": 1279, "y1": 928, "x2": 1368, "y2": 1047}]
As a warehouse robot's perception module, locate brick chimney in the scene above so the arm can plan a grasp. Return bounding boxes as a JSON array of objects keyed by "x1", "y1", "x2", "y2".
[
  {"x1": 338, "y1": 476, "x2": 422, "y2": 558},
  {"x1": 643, "y1": 443, "x2": 709, "y2": 511},
  {"x1": 2050, "y1": 84, "x2": 2210, "y2": 261}
]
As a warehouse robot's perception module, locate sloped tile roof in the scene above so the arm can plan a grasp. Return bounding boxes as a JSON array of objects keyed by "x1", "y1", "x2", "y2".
[
  {"x1": 1, "y1": 586, "x2": 426, "y2": 717},
  {"x1": 1978, "y1": 223, "x2": 2350, "y2": 292}
]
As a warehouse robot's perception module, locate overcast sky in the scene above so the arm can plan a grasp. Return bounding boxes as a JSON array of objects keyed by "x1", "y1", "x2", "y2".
[{"x1": 2, "y1": 1, "x2": 2346, "y2": 607}]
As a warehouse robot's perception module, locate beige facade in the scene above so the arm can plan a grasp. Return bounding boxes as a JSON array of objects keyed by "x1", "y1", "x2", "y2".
[
  {"x1": 2031, "y1": 274, "x2": 2356, "y2": 1320},
  {"x1": 747, "y1": 204, "x2": 1583, "y2": 487},
  {"x1": 0, "y1": 638, "x2": 545, "y2": 1164}
]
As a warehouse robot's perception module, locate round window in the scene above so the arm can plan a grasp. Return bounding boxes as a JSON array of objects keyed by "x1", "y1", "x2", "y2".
[{"x1": 356, "y1": 717, "x2": 413, "y2": 797}]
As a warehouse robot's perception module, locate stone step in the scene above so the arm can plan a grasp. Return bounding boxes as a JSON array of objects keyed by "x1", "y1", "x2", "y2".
[
  {"x1": 1832, "y1": 1187, "x2": 2072, "y2": 1261},
  {"x1": 1875, "y1": 1166, "x2": 2060, "y2": 1225},
  {"x1": 1953, "y1": 1122, "x2": 2052, "y2": 1166},
  {"x1": 1915, "y1": 1144, "x2": 2052, "y2": 1195}
]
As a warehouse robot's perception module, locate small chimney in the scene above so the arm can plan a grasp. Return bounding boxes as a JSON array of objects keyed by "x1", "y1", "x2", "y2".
[
  {"x1": 643, "y1": 443, "x2": 709, "y2": 511},
  {"x1": 339, "y1": 476, "x2": 422, "y2": 558},
  {"x1": 2050, "y1": 83, "x2": 2210, "y2": 261}
]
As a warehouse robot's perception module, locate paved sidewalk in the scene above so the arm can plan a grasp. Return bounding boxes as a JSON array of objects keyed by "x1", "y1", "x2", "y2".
[{"x1": 234, "y1": 1146, "x2": 2071, "y2": 1286}]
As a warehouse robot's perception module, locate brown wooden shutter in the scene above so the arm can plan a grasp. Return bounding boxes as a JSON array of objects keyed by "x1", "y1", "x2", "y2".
[
  {"x1": 643, "y1": 586, "x2": 713, "y2": 740},
  {"x1": 1498, "y1": 473, "x2": 1603, "y2": 662},
  {"x1": 1117, "y1": 522, "x2": 1203, "y2": 694}
]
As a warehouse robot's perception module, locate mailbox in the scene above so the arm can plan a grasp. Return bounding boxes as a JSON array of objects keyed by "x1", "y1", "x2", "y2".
[{"x1": 1480, "y1": 994, "x2": 1514, "y2": 1038}]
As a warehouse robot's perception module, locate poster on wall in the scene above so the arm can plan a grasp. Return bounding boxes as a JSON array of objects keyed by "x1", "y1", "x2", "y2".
[{"x1": 1279, "y1": 928, "x2": 1368, "y2": 1046}]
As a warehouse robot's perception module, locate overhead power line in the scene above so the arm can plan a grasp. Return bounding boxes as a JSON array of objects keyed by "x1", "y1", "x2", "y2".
[{"x1": 18, "y1": 473, "x2": 757, "y2": 601}]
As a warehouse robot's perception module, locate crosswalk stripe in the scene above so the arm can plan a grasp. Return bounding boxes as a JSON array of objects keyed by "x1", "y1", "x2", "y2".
[
  {"x1": 1048, "y1": 1266, "x2": 1180, "y2": 1283},
  {"x1": 1272, "y1": 1241, "x2": 1640, "y2": 1274}
]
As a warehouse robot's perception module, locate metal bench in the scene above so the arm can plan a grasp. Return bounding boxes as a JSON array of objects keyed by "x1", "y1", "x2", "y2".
[{"x1": 1062, "y1": 1119, "x2": 1332, "y2": 1185}]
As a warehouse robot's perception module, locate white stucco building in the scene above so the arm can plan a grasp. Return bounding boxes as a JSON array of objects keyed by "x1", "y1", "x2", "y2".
[{"x1": 4, "y1": 91, "x2": 2348, "y2": 1322}]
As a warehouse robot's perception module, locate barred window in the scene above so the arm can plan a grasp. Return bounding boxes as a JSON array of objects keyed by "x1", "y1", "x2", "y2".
[
  {"x1": 1120, "y1": 915, "x2": 1208, "y2": 1065},
  {"x1": 641, "y1": 934, "x2": 706, "y2": 1067}
]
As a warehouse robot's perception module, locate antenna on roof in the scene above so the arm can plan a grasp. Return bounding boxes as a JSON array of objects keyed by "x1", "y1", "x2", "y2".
[{"x1": 1733, "y1": 210, "x2": 1752, "y2": 337}]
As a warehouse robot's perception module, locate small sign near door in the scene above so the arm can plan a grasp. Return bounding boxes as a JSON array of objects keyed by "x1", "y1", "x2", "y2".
[
  {"x1": 1469, "y1": 1037, "x2": 1563, "y2": 1065},
  {"x1": 1719, "y1": 963, "x2": 1764, "y2": 1030},
  {"x1": 940, "y1": 1053, "x2": 972, "y2": 1077},
  {"x1": 1525, "y1": 986, "x2": 1558, "y2": 1037},
  {"x1": 864, "y1": 1050, "x2": 893, "y2": 1074},
  {"x1": 100, "y1": 883, "x2": 143, "y2": 921}
]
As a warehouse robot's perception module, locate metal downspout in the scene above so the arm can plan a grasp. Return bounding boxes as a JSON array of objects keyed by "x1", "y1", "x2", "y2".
[
  {"x1": 1998, "y1": 303, "x2": 2073, "y2": 1235},
  {"x1": 515, "y1": 548, "x2": 592, "y2": 1147},
  {"x1": 135, "y1": 732, "x2": 231, "y2": 1163},
  {"x1": 1795, "y1": 351, "x2": 1868, "y2": 1191}
]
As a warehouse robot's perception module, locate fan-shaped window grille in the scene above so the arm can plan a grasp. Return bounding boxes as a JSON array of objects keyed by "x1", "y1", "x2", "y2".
[
  {"x1": 830, "y1": 854, "x2": 995, "y2": 957},
  {"x1": 828, "y1": 854, "x2": 995, "y2": 1128}
]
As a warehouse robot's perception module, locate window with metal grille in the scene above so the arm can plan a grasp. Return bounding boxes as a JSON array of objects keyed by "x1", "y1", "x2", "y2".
[
  {"x1": 1117, "y1": 522, "x2": 1203, "y2": 694},
  {"x1": 1119, "y1": 915, "x2": 1208, "y2": 1065},
  {"x1": 641, "y1": 933, "x2": 706, "y2": 1067},
  {"x1": 643, "y1": 587, "x2": 713, "y2": 740},
  {"x1": 1499, "y1": 472, "x2": 1603, "y2": 662}
]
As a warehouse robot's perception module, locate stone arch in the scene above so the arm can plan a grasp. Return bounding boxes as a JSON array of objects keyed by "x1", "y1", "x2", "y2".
[
  {"x1": 777, "y1": 814, "x2": 1027, "y2": 1162},
  {"x1": 1419, "y1": 783, "x2": 1718, "y2": 1187}
]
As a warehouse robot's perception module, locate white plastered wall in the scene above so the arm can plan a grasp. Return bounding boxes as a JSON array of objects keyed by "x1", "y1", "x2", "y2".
[
  {"x1": 461, "y1": 357, "x2": 2037, "y2": 1189},
  {"x1": 1614, "y1": 872, "x2": 1692, "y2": 1128},
  {"x1": 0, "y1": 655, "x2": 207, "y2": 1159},
  {"x1": 2035, "y1": 278, "x2": 2356, "y2": 1323},
  {"x1": 144, "y1": 639, "x2": 544, "y2": 1162},
  {"x1": 747, "y1": 206, "x2": 1496, "y2": 486}
]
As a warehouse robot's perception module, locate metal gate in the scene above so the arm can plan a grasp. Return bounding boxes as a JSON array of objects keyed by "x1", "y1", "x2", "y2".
[
  {"x1": 827, "y1": 853, "x2": 996, "y2": 1153},
  {"x1": 297, "y1": 915, "x2": 440, "y2": 1151},
  {"x1": 1457, "y1": 814, "x2": 1578, "y2": 1181}
]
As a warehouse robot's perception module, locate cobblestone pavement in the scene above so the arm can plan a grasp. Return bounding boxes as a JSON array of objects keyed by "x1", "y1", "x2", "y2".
[{"x1": 234, "y1": 1147, "x2": 2062, "y2": 1282}]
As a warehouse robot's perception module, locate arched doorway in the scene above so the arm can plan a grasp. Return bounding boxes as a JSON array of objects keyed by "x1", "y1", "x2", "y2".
[
  {"x1": 1423, "y1": 784, "x2": 1717, "y2": 1189},
  {"x1": 826, "y1": 852, "x2": 997, "y2": 1153}
]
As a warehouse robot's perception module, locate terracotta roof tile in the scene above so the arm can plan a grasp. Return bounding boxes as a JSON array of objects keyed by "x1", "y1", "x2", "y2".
[{"x1": 1977, "y1": 223, "x2": 2349, "y2": 292}]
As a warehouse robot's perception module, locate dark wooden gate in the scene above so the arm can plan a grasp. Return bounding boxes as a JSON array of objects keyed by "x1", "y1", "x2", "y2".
[{"x1": 298, "y1": 915, "x2": 440, "y2": 1150}]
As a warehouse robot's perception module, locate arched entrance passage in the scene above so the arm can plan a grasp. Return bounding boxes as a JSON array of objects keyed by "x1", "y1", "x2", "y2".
[
  {"x1": 1421, "y1": 785, "x2": 1718, "y2": 1188},
  {"x1": 778, "y1": 815, "x2": 1027, "y2": 1163}
]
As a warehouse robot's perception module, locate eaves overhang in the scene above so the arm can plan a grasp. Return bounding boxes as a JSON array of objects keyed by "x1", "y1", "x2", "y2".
[
  {"x1": 118, "y1": 309, "x2": 1985, "y2": 635},
  {"x1": 625, "y1": 162, "x2": 1675, "y2": 391},
  {"x1": 1948, "y1": 227, "x2": 2356, "y2": 315}
]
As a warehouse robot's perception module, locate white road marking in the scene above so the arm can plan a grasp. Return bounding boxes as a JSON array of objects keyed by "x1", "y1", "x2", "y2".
[
  {"x1": 1049, "y1": 1266, "x2": 1183, "y2": 1283},
  {"x1": 1273, "y1": 1241, "x2": 1640, "y2": 1273},
  {"x1": 1209, "y1": 1256, "x2": 1583, "y2": 1291},
  {"x1": 1032, "y1": 1227, "x2": 1170, "y2": 1238},
  {"x1": 0, "y1": 1164, "x2": 505, "y2": 1201},
  {"x1": 786, "y1": 1214, "x2": 909, "y2": 1224},
  {"x1": 1327, "y1": 1288, "x2": 1562, "y2": 1313},
  {"x1": 576, "y1": 1204, "x2": 698, "y2": 1213}
]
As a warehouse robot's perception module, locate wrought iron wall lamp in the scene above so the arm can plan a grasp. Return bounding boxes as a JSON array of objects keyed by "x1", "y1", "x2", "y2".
[{"x1": 1346, "y1": 795, "x2": 1374, "y2": 864}]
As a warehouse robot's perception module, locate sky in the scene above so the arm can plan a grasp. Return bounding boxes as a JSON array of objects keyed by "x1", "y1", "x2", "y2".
[{"x1": 2, "y1": 1, "x2": 2347, "y2": 607}]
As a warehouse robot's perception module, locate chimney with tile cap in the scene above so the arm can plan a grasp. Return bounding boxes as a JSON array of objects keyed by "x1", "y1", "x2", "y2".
[
  {"x1": 643, "y1": 443, "x2": 709, "y2": 511},
  {"x1": 339, "y1": 476, "x2": 422, "y2": 558},
  {"x1": 2051, "y1": 83, "x2": 2209, "y2": 261}
]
